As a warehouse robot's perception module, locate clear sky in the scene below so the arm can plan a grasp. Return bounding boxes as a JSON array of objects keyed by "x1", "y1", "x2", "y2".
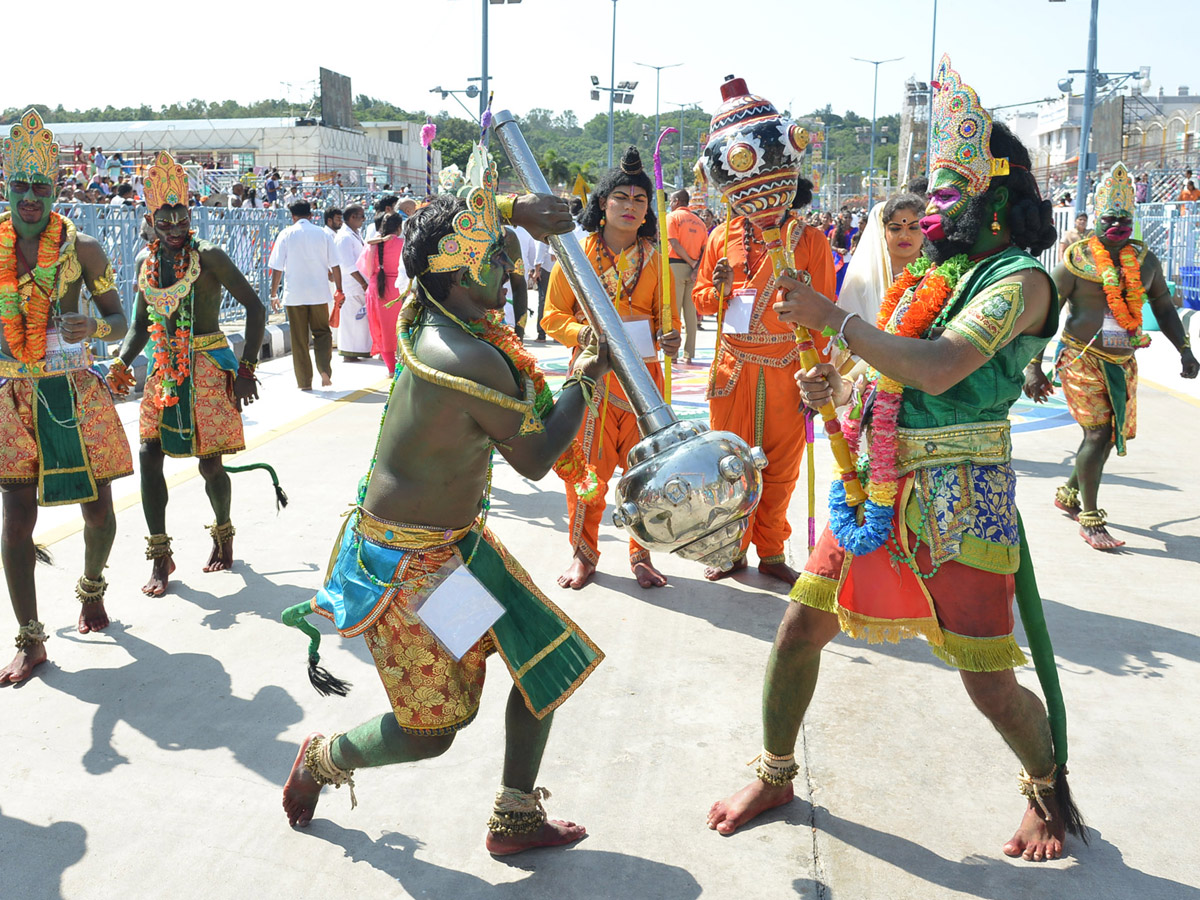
[{"x1": 16, "y1": 0, "x2": 1195, "y2": 123}]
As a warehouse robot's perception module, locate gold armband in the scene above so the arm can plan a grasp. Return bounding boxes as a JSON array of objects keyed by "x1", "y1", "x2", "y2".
[
  {"x1": 91, "y1": 264, "x2": 117, "y2": 296},
  {"x1": 92, "y1": 317, "x2": 113, "y2": 339},
  {"x1": 497, "y1": 193, "x2": 516, "y2": 223}
]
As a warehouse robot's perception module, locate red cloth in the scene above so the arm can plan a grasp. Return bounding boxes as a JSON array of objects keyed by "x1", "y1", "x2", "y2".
[{"x1": 358, "y1": 236, "x2": 404, "y2": 355}]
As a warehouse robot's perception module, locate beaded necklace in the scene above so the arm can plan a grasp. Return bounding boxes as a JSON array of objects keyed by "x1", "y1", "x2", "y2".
[
  {"x1": 594, "y1": 234, "x2": 644, "y2": 305},
  {"x1": 739, "y1": 219, "x2": 769, "y2": 282},
  {"x1": 144, "y1": 236, "x2": 197, "y2": 410}
]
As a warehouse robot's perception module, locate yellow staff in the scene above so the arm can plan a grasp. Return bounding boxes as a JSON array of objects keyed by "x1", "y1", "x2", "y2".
[{"x1": 653, "y1": 129, "x2": 678, "y2": 402}]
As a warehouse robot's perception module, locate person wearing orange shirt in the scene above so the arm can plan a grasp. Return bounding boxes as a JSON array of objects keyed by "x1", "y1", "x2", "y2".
[
  {"x1": 542, "y1": 147, "x2": 680, "y2": 591},
  {"x1": 667, "y1": 189, "x2": 708, "y2": 363},
  {"x1": 692, "y1": 177, "x2": 835, "y2": 586}
]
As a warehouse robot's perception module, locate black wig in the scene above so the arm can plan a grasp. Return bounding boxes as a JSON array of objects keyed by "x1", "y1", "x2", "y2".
[{"x1": 578, "y1": 146, "x2": 657, "y2": 239}]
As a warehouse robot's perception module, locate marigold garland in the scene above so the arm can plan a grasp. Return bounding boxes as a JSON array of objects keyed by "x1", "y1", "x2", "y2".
[
  {"x1": 144, "y1": 236, "x2": 195, "y2": 410},
  {"x1": 0, "y1": 212, "x2": 66, "y2": 363},
  {"x1": 1088, "y1": 236, "x2": 1150, "y2": 346},
  {"x1": 829, "y1": 253, "x2": 975, "y2": 555}
]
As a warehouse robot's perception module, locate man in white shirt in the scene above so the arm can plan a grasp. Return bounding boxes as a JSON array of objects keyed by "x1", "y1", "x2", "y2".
[
  {"x1": 268, "y1": 200, "x2": 344, "y2": 390},
  {"x1": 332, "y1": 204, "x2": 373, "y2": 359}
]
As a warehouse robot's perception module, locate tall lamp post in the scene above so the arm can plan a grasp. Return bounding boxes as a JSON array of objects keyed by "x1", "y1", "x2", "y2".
[
  {"x1": 667, "y1": 101, "x2": 698, "y2": 188},
  {"x1": 1073, "y1": 0, "x2": 1100, "y2": 217},
  {"x1": 926, "y1": 0, "x2": 938, "y2": 174},
  {"x1": 482, "y1": 0, "x2": 522, "y2": 118},
  {"x1": 852, "y1": 56, "x2": 903, "y2": 211},
  {"x1": 635, "y1": 61, "x2": 682, "y2": 139},
  {"x1": 590, "y1": 75, "x2": 638, "y2": 167}
]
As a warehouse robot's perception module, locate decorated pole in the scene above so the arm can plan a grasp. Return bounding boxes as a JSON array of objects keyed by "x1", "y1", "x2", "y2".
[
  {"x1": 420, "y1": 117, "x2": 437, "y2": 197},
  {"x1": 700, "y1": 76, "x2": 867, "y2": 508},
  {"x1": 653, "y1": 127, "x2": 678, "y2": 403}
]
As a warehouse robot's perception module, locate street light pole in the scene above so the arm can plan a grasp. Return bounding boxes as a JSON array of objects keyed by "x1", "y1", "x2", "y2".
[
  {"x1": 926, "y1": 0, "x2": 938, "y2": 175},
  {"x1": 608, "y1": 0, "x2": 618, "y2": 167},
  {"x1": 667, "y1": 101, "x2": 697, "y2": 187},
  {"x1": 635, "y1": 61, "x2": 682, "y2": 141},
  {"x1": 481, "y1": 0, "x2": 489, "y2": 118},
  {"x1": 1074, "y1": 0, "x2": 1100, "y2": 217},
  {"x1": 853, "y1": 56, "x2": 903, "y2": 211}
]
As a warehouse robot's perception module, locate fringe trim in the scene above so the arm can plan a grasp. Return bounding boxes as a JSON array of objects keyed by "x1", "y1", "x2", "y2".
[
  {"x1": 928, "y1": 630, "x2": 1028, "y2": 672},
  {"x1": 789, "y1": 572, "x2": 838, "y2": 611}
]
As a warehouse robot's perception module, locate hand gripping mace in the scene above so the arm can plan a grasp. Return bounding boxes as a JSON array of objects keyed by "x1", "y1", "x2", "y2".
[
  {"x1": 701, "y1": 77, "x2": 867, "y2": 507},
  {"x1": 493, "y1": 110, "x2": 767, "y2": 571}
]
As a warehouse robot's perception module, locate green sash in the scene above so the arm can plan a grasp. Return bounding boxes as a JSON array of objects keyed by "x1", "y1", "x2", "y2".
[
  {"x1": 461, "y1": 529, "x2": 602, "y2": 718},
  {"x1": 1100, "y1": 358, "x2": 1129, "y2": 456},
  {"x1": 158, "y1": 372, "x2": 195, "y2": 458},
  {"x1": 34, "y1": 374, "x2": 99, "y2": 506}
]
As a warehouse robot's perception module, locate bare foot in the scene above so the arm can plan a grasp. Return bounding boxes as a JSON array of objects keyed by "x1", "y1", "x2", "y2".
[
  {"x1": 283, "y1": 733, "x2": 323, "y2": 827},
  {"x1": 142, "y1": 555, "x2": 177, "y2": 596},
  {"x1": 78, "y1": 601, "x2": 110, "y2": 635},
  {"x1": 320, "y1": 374, "x2": 333, "y2": 387},
  {"x1": 758, "y1": 560, "x2": 800, "y2": 587},
  {"x1": 485, "y1": 819, "x2": 586, "y2": 856},
  {"x1": 704, "y1": 556, "x2": 748, "y2": 582},
  {"x1": 1054, "y1": 497, "x2": 1080, "y2": 521},
  {"x1": 707, "y1": 779, "x2": 794, "y2": 835},
  {"x1": 0, "y1": 643, "x2": 48, "y2": 684},
  {"x1": 557, "y1": 553, "x2": 596, "y2": 590},
  {"x1": 632, "y1": 558, "x2": 668, "y2": 589},
  {"x1": 1080, "y1": 524, "x2": 1125, "y2": 550},
  {"x1": 203, "y1": 537, "x2": 234, "y2": 573},
  {"x1": 1003, "y1": 799, "x2": 1066, "y2": 862}
]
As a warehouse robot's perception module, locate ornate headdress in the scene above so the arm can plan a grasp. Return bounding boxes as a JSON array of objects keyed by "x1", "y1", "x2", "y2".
[
  {"x1": 426, "y1": 144, "x2": 504, "y2": 282},
  {"x1": 701, "y1": 77, "x2": 808, "y2": 232},
  {"x1": 3, "y1": 108, "x2": 59, "y2": 183},
  {"x1": 929, "y1": 54, "x2": 1009, "y2": 197},
  {"x1": 1093, "y1": 161, "x2": 1136, "y2": 218},
  {"x1": 438, "y1": 163, "x2": 465, "y2": 195},
  {"x1": 143, "y1": 150, "x2": 189, "y2": 212}
]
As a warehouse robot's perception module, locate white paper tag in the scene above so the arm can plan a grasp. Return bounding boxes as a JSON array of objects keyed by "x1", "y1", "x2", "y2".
[
  {"x1": 1100, "y1": 312, "x2": 1133, "y2": 349},
  {"x1": 622, "y1": 316, "x2": 658, "y2": 361},
  {"x1": 410, "y1": 556, "x2": 505, "y2": 661},
  {"x1": 724, "y1": 289, "x2": 756, "y2": 334}
]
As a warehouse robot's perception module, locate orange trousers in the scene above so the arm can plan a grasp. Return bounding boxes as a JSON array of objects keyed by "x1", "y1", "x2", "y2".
[
  {"x1": 709, "y1": 362, "x2": 807, "y2": 563},
  {"x1": 566, "y1": 389, "x2": 646, "y2": 566}
]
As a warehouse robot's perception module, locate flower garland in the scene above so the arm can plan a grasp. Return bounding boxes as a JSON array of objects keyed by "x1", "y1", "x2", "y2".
[
  {"x1": 0, "y1": 212, "x2": 66, "y2": 363},
  {"x1": 1088, "y1": 236, "x2": 1151, "y2": 348},
  {"x1": 144, "y1": 236, "x2": 195, "y2": 409},
  {"x1": 828, "y1": 253, "x2": 975, "y2": 555}
]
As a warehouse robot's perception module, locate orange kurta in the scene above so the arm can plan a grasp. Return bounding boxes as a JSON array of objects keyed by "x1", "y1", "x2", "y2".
[
  {"x1": 542, "y1": 233, "x2": 676, "y2": 565},
  {"x1": 692, "y1": 214, "x2": 836, "y2": 562}
]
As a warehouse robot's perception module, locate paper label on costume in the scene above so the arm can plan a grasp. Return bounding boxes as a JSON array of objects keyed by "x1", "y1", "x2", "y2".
[
  {"x1": 1100, "y1": 312, "x2": 1134, "y2": 349},
  {"x1": 724, "y1": 289, "x2": 757, "y2": 334},
  {"x1": 44, "y1": 328, "x2": 87, "y2": 369},
  {"x1": 621, "y1": 316, "x2": 658, "y2": 361},
  {"x1": 410, "y1": 556, "x2": 505, "y2": 661}
]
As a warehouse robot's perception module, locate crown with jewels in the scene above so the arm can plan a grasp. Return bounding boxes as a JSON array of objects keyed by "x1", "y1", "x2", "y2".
[
  {"x1": 1093, "y1": 161, "x2": 1136, "y2": 218},
  {"x1": 3, "y1": 108, "x2": 59, "y2": 183},
  {"x1": 426, "y1": 144, "x2": 504, "y2": 282},
  {"x1": 930, "y1": 54, "x2": 1009, "y2": 197},
  {"x1": 143, "y1": 150, "x2": 190, "y2": 211}
]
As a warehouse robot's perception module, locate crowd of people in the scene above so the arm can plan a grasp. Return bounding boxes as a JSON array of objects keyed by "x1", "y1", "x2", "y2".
[{"x1": 2, "y1": 56, "x2": 1198, "y2": 885}]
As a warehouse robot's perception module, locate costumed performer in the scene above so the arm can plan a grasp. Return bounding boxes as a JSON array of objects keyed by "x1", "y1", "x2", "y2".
[
  {"x1": 707, "y1": 56, "x2": 1087, "y2": 862},
  {"x1": 693, "y1": 169, "x2": 835, "y2": 586},
  {"x1": 541, "y1": 146, "x2": 681, "y2": 591},
  {"x1": 280, "y1": 147, "x2": 607, "y2": 855},
  {"x1": 1025, "y1": 161, "x2": 1198, "y2": 549},
  {"x1": 0, "y1": 110, "x2": 133, "y2": 683},
  {"x1": 107, "y1": 150, "x2": 273, "y2": 597}
]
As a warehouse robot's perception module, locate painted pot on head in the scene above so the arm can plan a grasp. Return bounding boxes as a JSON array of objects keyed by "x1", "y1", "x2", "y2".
[{"x1": 701, "y1": 76, "x2": 809, "y2": 231}]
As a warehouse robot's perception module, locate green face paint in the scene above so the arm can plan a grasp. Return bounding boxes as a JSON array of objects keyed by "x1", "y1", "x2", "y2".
[{"x1": 7, "y1": 178, "x2": 54, "y2": 239}]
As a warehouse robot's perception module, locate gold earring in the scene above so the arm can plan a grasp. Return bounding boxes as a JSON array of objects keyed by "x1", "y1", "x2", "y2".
[{"x1": 991, "y1": 211, "x2": 1001, "y2": 235}]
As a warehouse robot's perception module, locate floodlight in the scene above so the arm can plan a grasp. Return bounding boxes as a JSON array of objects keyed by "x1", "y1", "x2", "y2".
[
  {"x1": 591, "y1": 90, "x2": 600, "y2": 101},
  {"x1": 591, "y1": 75, "x2": 600, "y2": 86}
]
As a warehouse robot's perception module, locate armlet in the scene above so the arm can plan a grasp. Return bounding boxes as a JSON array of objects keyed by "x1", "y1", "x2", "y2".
[{"x1": 945, "y1": 281, "x2": 1024, "y2": 358}]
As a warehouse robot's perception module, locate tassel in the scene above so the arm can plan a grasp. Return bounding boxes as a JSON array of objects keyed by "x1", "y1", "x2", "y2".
[
  {"x1": 34, "y1": 544, "x2": 53, "y2": 566},
  {"x1": 223, "y1": 461, "x2": 288, "y2": 512},
  {"x1": 308, "y1": 655, "x2": 352, "y2": 698},
  {"x1": 282, "y1": 600, "x2": 352, "y2": 698},
  {"x1": 1055, "y1": 768, "x2": 1088, "y2": 842}
]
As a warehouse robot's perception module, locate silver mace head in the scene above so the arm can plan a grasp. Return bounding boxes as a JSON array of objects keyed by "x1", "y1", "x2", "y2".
[{"x1": 491, "y1": 110, "x2": 768, "y2": 572}]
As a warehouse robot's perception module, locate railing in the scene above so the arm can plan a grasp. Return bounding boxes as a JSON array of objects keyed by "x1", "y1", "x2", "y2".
[{"x1": 0, "y1": 203, "x2": 289, "y2": 324}]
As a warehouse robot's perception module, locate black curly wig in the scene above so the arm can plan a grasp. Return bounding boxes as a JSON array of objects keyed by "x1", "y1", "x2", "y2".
[
  {"x1": 578, "y1": 146, "x2": 657, "y2": 239},
  {"x1": 402, "y1": 194, "x2": 463, "y2": 306},
  {"x1": 790, "y1": 176, "x2": 815, "y2": 210},
  {"x1": 927, "y1": 121, "x2": 1057, "y2": 263}
]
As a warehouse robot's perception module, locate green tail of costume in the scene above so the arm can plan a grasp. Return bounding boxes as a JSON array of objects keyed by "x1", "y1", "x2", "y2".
[
  {"x1": 222, "y1": 462, "x2": 289, "y2": 511},
  {"x1": 1014, "y1": 513, "x2": 1088, "y2": 840},
  {"x1": 281, "y1": 600, "x2": 352, "y2": 697}
]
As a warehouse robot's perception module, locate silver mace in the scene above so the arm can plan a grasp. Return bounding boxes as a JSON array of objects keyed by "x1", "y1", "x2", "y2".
[{"x1": 493, "y1": 110, "x2": 766, "y2": 571}]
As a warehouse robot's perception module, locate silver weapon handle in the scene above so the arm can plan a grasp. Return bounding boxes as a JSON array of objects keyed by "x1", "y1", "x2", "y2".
[{"x1": 492, "y1": 110, "x2": 675, "y2": 437}]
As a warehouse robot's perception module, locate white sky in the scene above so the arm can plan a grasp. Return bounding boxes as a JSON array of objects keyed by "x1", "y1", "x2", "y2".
[{"x1": 15, "y1": 0, "x2": 1197, "y2": 123}]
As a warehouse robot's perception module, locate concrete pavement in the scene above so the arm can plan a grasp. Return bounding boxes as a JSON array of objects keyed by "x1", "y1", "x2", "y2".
[{"x1": 2, "y1": 323, "x2": 1199, "y2": 900}]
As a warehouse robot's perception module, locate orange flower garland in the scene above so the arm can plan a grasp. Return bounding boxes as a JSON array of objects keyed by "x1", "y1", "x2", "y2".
[
  {"x1": 144, "y1": 238, "x2": 194, "y2": 410},
  {"x1": 0, "y1": 212, "x2": 65, "y2": 363},
  {"x1": 1088, "y1": 235, "x2": 1146, "y2": 337}
]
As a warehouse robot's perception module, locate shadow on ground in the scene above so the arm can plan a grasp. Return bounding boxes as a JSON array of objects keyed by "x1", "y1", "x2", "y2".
[
  {"x1": 304, "y1": 823, "x2": 702, "y2": 900},
  {"x1": 45, "y1": 623, "x2": 303, "y2": 781},
  {"x1": 167, "y1": 561, "x2": 319, "y2": 631},
  {"x1": 0, "y1": 807, "x2": 86, "y2": 900}
]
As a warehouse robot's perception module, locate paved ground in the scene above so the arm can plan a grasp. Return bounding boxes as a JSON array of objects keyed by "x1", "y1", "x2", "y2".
[{"x1": 2, "y1": 318, "x2": 1199, "y2": 900}]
